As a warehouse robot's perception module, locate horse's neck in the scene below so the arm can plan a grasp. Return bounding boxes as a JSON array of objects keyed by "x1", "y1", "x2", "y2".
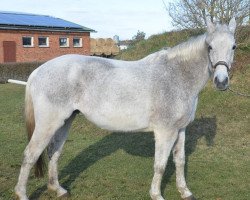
[{"x1": 167, "y1": 34, "x2": 211, "y2": 96}]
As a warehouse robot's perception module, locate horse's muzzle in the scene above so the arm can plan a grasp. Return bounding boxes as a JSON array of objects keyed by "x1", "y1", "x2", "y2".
[
  {"x1": 214, "y1": 76, "x2": 229, "y2": 91},
  {"x1": 213, "y1": 61, "x2": 230, "y2": 91}
]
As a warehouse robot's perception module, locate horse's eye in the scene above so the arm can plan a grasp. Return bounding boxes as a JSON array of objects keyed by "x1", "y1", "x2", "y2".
[
  {"x1": 208, "y1": 45, "x2": 212, "y2": 51},
  {"x1": 232, "y1": 45, "x2": 236, "y2": 50}
]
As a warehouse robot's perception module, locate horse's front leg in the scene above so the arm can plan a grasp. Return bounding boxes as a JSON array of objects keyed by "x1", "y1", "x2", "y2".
[
  {"x1": 150, "y1": 128, "x2": 178, "y2": 200},
  {"x1": 173, "y1": 128, "x2": 196, "y2": 200}
]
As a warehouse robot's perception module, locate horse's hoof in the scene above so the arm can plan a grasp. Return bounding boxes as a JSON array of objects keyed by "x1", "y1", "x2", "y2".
[
  {"x1": 183, "y1": 195, "x2": 196, "y2": 200},
  {"x1": 15, "y1": 193, "x2": 28, "y2": 200},
  {"x1": 58, "y1": 192, "x2": 70, "y2": 199}
]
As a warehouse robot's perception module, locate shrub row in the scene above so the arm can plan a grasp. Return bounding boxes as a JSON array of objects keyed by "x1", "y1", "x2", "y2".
[{"x1": 0, "y1": 62, "x2": 43, "y2": 83}]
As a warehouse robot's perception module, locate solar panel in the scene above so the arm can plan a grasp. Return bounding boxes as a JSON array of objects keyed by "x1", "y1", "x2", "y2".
[{"x1": 0, "y1": 11, "x2": 94, "y2": 31}]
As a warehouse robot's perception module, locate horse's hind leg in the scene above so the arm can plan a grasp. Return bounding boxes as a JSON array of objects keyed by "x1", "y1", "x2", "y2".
[
  {"x1": 173, "y1": 129, "x2": 195, "y2": 200},
  {"x1": 47, "y1": 112, "x2": 76, "y2": 197},
  {"x1": 15, "y1": 108, "x2": 72, "y2": 200}
]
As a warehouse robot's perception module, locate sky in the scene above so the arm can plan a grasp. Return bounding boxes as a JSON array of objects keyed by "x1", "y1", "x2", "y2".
[{"x1": 1, "y1": 0, "x2": 174, "y2": 40}]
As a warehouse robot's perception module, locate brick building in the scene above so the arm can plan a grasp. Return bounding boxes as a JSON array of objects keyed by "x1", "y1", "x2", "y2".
[{"x1": 0, "y1": 11, "x2": 95, "y2": 63}]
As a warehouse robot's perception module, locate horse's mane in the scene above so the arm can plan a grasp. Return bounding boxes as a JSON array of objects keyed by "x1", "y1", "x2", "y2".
[
  {"x1": 166, "y1": 24, "x2": 232, "y2": 62},
  {"x1": 142, "y1": 34, "x2": 207, "y2": 64},
  {"x1": 143, "y1": 24, "x2": 231, "y2": 63},
  {"x1": 166, "y1": 34, "x2": 207, "y2": 61}
]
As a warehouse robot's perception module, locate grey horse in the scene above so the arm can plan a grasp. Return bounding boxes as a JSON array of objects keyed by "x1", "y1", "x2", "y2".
[{"x1": 15, "y1": 18, "x2": 236, "y2": 200}]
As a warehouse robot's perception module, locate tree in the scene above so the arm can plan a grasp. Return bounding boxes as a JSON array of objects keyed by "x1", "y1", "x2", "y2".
[
  {"x1": 164, "y1": 0, "x2": 249, "y2": 29},
  {"x1": 132, "y1": 30, "x2": 146, "y2": 42}
]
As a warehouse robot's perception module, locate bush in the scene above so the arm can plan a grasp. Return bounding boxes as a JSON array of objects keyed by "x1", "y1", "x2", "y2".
[
  {"x1": 116, "y1": 29, "x2": 204, "y2": 61},
  {"x1": 0, "y1": 62, "x2": 43, "y2": 83}
]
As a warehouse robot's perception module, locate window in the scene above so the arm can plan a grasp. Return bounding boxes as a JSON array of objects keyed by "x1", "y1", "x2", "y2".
[
  {"x1": 73, "y1": 37, "x2": 82, "y2": 47},
  {"x1": 22, "y1": 36, "x2": 33, "y2": 47},
  {"x1": 38, "y1": 37, "x2": 49, "y2": 47},
  {"x1": 59, "y1": 37, "x2": 69, "y2": 47}
]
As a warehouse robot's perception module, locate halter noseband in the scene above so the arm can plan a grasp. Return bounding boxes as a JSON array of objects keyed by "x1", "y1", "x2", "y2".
[{"x1": 212, "y1": 61, "x2": 230, "y2": 72}]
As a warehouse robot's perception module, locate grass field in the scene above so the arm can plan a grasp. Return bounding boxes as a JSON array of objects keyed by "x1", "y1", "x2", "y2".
[{"x1": 0, "y1": 65, "x2": 249, "y2": 200}]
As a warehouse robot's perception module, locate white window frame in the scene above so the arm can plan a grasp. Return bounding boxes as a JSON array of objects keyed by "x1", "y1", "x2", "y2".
[
  {"x1": 38, "y1": 36, "x2": 49, "y2": 47},
  {"x1": 73, "y1": 37, "x2": 82, "y2": 47},
  {"x1": 22, "y1": 36, "x2": 34, "y2": 47},
  {"x1": 59, "y1": 37, "x2": 69, "y2": 47}
]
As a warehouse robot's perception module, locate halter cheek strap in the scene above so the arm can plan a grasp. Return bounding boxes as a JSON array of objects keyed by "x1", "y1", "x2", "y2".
[{"x1": 212, "y1": 61, "x2": 230, "y2": 72}]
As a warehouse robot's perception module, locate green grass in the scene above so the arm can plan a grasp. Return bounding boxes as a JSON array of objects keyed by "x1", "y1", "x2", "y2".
[{"x1": 0, "y1": 66, "x2": 249, "y2": 200}]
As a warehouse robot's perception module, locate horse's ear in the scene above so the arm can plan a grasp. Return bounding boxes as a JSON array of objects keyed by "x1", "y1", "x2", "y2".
[
  {"x1": 206, "y1": 17, "x2": 215, "y2": 33},
  {"x1": 228, "y1": 17, "x2": 236, "y2": 34}
]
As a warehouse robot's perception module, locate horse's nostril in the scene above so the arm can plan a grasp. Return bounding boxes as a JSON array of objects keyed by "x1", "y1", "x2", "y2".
[
  {"x1": 223, "y1": 77, "x2": 229, "y2": 85},
  {"x1": 214, "y1": 76, "x2": 218, "y2": 84}
]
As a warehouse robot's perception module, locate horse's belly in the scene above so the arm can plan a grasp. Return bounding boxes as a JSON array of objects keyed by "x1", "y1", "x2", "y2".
[
  {"x1": 79, "y1": 72, "x2": 152, "y2": 131},
  {"x1": 82, "y1": 107, "x2": 150, "y2": 131}
]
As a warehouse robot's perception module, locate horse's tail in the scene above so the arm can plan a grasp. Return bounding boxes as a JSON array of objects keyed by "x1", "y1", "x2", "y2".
[{"x1": 25, "y1": 83, "x2": 45, "y2": 178}]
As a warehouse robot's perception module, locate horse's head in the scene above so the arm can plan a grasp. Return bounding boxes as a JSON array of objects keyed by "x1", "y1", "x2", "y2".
[{"x1": 205, "y1": 17, "x2": 236, "y2": 91}]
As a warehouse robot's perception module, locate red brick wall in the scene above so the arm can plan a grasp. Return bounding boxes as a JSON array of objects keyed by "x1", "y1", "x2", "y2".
[{"x1": 0, "y1": 30, "x2": 91, "y2": 63}]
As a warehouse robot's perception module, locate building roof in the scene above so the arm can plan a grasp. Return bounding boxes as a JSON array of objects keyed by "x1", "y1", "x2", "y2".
[{"x1": 0, "y1": 11, "x2": 96, "y2": 32}]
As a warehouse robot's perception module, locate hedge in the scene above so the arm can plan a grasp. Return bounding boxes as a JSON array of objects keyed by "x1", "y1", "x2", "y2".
[{"x1": 0, "y1": 62, "x2": 44, "y2": 83}]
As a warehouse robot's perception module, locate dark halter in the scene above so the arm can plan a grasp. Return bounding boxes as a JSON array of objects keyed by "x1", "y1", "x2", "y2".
[{"x1": 212, "y1": 61, "x2": 230, "y2": 72}]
